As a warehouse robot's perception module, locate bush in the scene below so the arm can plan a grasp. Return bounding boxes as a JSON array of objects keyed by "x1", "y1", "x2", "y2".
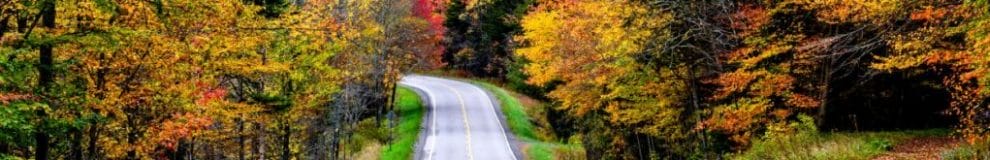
[
  {"x1": 505, "y1": 56, "x2": 555, "y2": 100},
  {"x1": 737, "y1": 121, "x2": 945, "y2": 160},
  {"x1": 941, "y1": 140, "x2": 990, "y2": 160},
  {"x1": 865, "y1": 138, "x2": 893, "y2": 152}
]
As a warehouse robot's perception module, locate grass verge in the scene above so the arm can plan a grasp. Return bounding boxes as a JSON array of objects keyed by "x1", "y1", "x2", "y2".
[
  {"x1": 941, "y1": 140, "x2": 990, "y2": 160},
  {"x1": 736, "y1": 129, "x2": 950, "y2": 160},
  {"x1": 380, "y1": 86, "x2": 425, "y2": 160}
]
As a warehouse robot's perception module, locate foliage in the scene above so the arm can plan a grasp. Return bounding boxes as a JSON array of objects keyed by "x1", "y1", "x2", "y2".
[
  {"x1": 244, "y1": 0, "x2": 290, "y2": 18},
  {"x1": 0, "y1": 0, "x2": 439, "y2": 159},
  {"x1": 412, "y1": 0, "x2": 445, "y2": 39},
  {"x1": 515, "y1": 0, "x2": 990, "y2": 158},
  {"x1": 517, "y1": 0, "x2": 695, "y2": 158},
  {"x1": 442, "y1": 0, "x2": 532, "y2": 77},
  {"x1": 951, "y1": 0, "x2": 990, "y2": 142}
]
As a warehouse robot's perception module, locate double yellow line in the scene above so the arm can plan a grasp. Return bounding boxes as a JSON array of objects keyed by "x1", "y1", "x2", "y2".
[{"x1": 440, "y1": 84, "x2": 474, "y2": 160}]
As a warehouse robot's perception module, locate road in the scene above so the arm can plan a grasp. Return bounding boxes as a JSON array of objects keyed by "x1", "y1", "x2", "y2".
[{"x1": 399, "y1": 75, "x2": 521, "y2": 160}]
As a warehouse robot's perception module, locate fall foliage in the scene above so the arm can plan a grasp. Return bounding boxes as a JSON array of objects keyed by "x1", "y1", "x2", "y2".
[
  {"x1": 1, "y1": 0, "x2": 442, "y2": 159},
  {"x1": 513, "y1": 0, "x2": 990, "y2": 158},
  {"x1": 2, "y1": 0, "x2": 989, "y2": 159}
]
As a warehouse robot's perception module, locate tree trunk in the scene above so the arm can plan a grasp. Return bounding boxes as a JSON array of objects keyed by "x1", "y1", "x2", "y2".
[
  {"x1": 237, "y1": 118, "x2": 245, "y2": 160},
  {"x1": 86, "y1": 43, "x2": 109, "y2": 160},
  {"x1": 687, "y1": 66, "x2": 709, "y2": 157},
  {"x1": 817, "y1": 58, "x2": 833, "y2": 129},
  {"x1": 16, "y1": 13, "x2": 27, "y2": 32},
  {"x1": 126, "y1": 108, "x2": 139, "y2": 160},
  {"x1": 329, "y1": 120, "x2": 340, "y2": 160},
  {"x1": 34, "y1": 130, "x2": 49, "y2": 160},
  {"x1": 254, "y1": 123, "x2": 264, "y2": 160},
  {"x1": 35, "y1": 1, "x2": 56, "y2": 159},
  {"x1": 170, "y1": 139, "x2": 187, "y2": 160},
  {"x1": 87, "y1": 125, "x2": 100, "y2": 159},
  {"x1": 70, "y1": 128, "x2": 82, "y2": 160},
  {"x1": 281, "y1": 122, "x2": 291, "y2": 160},
  {"x1": 127, "y1": 123, "x2": 137, "y2": 160},
  {"x1": 0, "y1": 16, "x2": 9, "y2": 36},
  {"x1": 189, "y1": 137, "x2": 196, "y2": 159}
]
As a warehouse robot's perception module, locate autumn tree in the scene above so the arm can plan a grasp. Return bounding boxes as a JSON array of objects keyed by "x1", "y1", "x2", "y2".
[
  {"x1": 627, "y1": 1, "x2": 963, "y2": 151},
  {"x1": 517, "y1": 0, "x2": 989, "y2": 158},
  {"x1": 957, "y1": 0, "x2": 990, "y2": 142},
  {"x1": 866, "y1": 0, "x2": 990, "y2": 143},
  {"x1": 517, "y1": 0, "x2": 693, "y2": 158},
  {"x1": 0, "y1": 0, "x2": 432, "y2": 159}
]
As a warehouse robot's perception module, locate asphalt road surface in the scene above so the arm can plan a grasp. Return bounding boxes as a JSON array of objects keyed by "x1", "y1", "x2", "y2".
[{"x1": 400, "y1": 75, "x2": 521, "y2": 160}]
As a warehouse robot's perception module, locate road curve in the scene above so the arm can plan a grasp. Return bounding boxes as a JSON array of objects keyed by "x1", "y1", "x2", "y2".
[{"x1": 400, "y1": 75, "x2": 521, "y2": 160}]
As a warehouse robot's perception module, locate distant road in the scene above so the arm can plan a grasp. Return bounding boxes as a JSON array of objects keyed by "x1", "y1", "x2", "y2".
[{"x1": 400, "y1": 75, "x2": 521, "y2": 160}]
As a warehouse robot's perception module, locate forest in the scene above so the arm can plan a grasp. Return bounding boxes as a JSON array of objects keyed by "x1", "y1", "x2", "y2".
[
  {"x1": 2, "y1": 0, "x2": 990, "y2": 160},
  {"x1": 1, "y1": 0, "x2": 443, "y2": 159}
]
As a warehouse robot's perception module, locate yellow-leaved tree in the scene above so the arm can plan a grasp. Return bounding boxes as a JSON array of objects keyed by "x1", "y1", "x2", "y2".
[{"x1": 517, "y1": 0, "x2": 688, "y2": 159}]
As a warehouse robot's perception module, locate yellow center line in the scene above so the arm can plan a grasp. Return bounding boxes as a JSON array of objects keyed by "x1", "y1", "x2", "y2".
[{"x1": 441, "y1": 84, "x2": 474, "y2": 160}]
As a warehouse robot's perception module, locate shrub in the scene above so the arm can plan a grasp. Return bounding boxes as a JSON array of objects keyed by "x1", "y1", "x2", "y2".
[{"x1": 941, "y1": 140, "x2": 990, "y2": 160}]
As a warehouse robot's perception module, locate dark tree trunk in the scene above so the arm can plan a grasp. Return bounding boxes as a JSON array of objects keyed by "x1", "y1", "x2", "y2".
[
  {"x1": 35, "y1": 1, "x2": 56, "y2": 159},
  {"x1": 170, "y1": 140, "x2": 187, "y2": 160},
  {"x1": 237, "y1": 118, "x2": 245, "y2": 160},
  {"x1": 16, "y1": 13, "x2": 27, "y2": 32},
  {"x1": 34, "y1": 130, "x2": 49, "y2": 160},
  {"x1": 0, "y1": 16, "x2": 9, "y2": 36},
  {"x1": 126, "y1": 112, "x2": 139, "y2": 160},
  {"x1": 37, "y1": 0, "x2": 55, "y2": 93},
  {"x1": 281, "y1": 122, "x2": 291, "y2": 160},
  {"x1": 89, "y1": 43, "x2": 107, "y2": 160},
  {"x1": 0, "y1": 143, "x2": 7, "y2": 158},
  {"x1": 87, "y1": 125, "x2": 100, "y2": 159},
  {"x1": 70, "y1": 128, "x2": 83, "y2": 160},
  {"x1": 189, "y1": 137, "x2": 196, "y2": 160},
  {"x1": 817, "y1": 58, "x2": 833, "y2": 128}
]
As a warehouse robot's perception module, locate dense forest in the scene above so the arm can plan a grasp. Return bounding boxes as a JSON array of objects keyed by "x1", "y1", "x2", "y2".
[
  {"x1": 2, "y1": 0, "x2": 990, "y2": 159},
  {"x1": 444, "y1": 0, "x2": 990, "y2": 159},
  {"x1": 1, "y1": 0, "x2": 444, "y2": 159}
]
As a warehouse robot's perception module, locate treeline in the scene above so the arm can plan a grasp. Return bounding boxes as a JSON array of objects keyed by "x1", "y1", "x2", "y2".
[
  {"x1": 0, "y1": 0, "x2": 442, "y2": 159},
  {"x1": 444, "y1": 0, "x2": 990, "y2": 159}
]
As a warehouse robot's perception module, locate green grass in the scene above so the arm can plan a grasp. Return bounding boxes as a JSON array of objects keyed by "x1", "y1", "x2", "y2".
[
  {"x1": 941, "y1": 140, "x2": 990, "y2": 160},
  {"x1": 526, "y1": 141, "x2": 585, "y2": 160},
  {"x1": 736, "y1": 129, "x2": 950, "y2": 160},
  {"x1": 349, "y1": 119, "x2": 387, "y2": 159},
  {"x1": 380, "y1": 86, "x2": 425, "y2": 160}
]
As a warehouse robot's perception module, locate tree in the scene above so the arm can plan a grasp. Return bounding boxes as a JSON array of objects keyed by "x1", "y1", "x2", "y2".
[
  {"x1": 0, "y1": 0, "x2": 429, "y2": 159},
  {"x1": 516, "y1": 0, "x2": 988, "y2": 158},
  {"x1": 940, "y1": 0, "x2": 990, "y2": 143},
  {"x1": 443, "y1": 0, "x2": 530, "y2": 77},
  {"x1": 517, "y1": 0, "x2": 689, "y2": 158}
]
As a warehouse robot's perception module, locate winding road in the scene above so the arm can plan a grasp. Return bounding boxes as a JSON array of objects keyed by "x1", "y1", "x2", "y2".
[{"x1": 399, "y1": 75, "x2": 522, "y2": 160}]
